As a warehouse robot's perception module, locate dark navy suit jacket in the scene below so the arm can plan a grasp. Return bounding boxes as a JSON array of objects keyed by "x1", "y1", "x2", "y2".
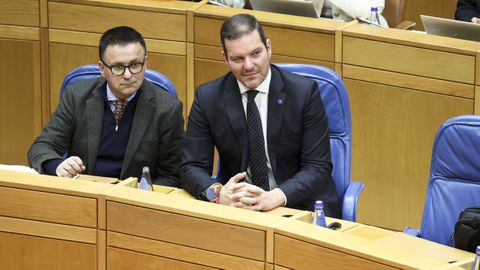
[
  {"x1": 180, "y1": 64, "x2": 340, "y2": 216},
  {"x1": 456, "y1": 0, "x2": 480, "y2": 22}
]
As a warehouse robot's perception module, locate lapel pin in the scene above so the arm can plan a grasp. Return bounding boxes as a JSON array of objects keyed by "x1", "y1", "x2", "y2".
[{"x1": 277, "y1": 99, "x2": 283, "y2": 105}]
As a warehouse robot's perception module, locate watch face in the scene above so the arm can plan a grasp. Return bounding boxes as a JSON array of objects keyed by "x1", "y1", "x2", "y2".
[{"x1": 206, "y1": 187, "x2": 216, "y2": 201}]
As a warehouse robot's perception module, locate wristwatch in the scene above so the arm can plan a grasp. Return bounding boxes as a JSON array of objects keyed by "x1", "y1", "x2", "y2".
[{"x1": 205, "y1": 183, "x2": 222, "y2": 203}]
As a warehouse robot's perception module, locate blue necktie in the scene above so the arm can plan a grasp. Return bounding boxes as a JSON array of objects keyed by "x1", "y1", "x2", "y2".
[{"x1": 246, "y1": 90, "x2": 270, "y2": 191}]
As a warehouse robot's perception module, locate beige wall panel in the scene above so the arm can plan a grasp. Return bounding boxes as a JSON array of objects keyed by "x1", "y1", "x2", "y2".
[
  {"x1": 107, "y1": 201, "x2": 266, "y2": 261},
  {"x1": 271, "y1": 55, "x2": 335, "y2": 70},
  {"x1": 0, "y1": 231, "x2": 96, "y2": 270},
  {"x1": 343, "y1": 36, "x2": 475, "y2": 84},
  {"x1": 49, "y1": 2, "x2": 186, "y2": 41},
  {"x1": 274, "y1": 234, "x2": 398, "y2": 270},
  {"x1": 49, "y1": 43, "x2": 98, "y2": 114},
  {"x1": 194, "y1": 17, "x2": 222, "y2": 46},
  {"x1": 0, "y1": 39, "x2": 41, "y2": 166},
  {"x1": 404, "y1": 0, "x2": 458, "y2": 31},
  {"x1": 194, "y1": 18, "x2": 335, "y2": 61},
  {"x1": 343, "y1": 65, "x2": 474, "y2": 98},
  {"x1": 0, "y1": 0, "x2": 39, "y2": 27},
  {"x1": 0, "y1": 25, "x2": 39, "y2": 41},
  {"x1": 0, "y1": 186, "x2": 97, "y2": 227},
  {"x1": 108, "y1": 232, "x2": 264, "y2": 270},
  {"x1": 346, "y1": 79, "x2": 473, "y2": 230},
  {"x1": 147, "y1": 53, "x2": 187, "y2": 119},
  {"x1": 265, "y1": 26, "x2": 334, "y2": 62},
  {"x1": 194, "y1": 58, "x2": 229, "y2": 88},
  {"x1": 0, "y1": 216, "x2": 96, "y2": 243},
  {"x1": 107, "y1": 247, "x2": 217, "y2": 270},
  {"x1": 476, "y1": 86, "x2": 480, "y2": 115}
]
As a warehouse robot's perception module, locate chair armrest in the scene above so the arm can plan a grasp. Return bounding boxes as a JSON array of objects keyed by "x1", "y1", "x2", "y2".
[
  {"x1": 342, "y1": 181, "x2": 365, "y2": 222},
  {"x1": 403, "y1": 227, "x2": 420, "y2": 237}
]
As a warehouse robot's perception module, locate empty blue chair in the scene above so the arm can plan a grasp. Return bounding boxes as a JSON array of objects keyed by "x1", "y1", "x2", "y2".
[
  {"x1": 276, "y1": 63, "x2": 365, "y2": 221},
  {"x1": 60, "y1": 64, "x2": 177, "y2": 98},
  {"x1": 404, "y1": 115, "x2": 480, "y2": 246}
]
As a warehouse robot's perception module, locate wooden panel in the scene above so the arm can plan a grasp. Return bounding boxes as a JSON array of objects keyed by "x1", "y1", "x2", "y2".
[
  {"x1": 0, "y1": 25, "x2": 39, "y2": 41},
  {"x1": 343, "y1": 36, "x2": 475, "y2": 84},
  {"x1": 343, "y1": 65, "x2": 474, "y2": 98},
  {"x1": 194, "y1": 17, "x2": 335, "y2": 62},
  {"x1": 49, "y1": 43, "x2": 98, "y2": 114},
  {"x1": 404, "y1": 0, "x2": 458, "y2": 31},
  {"x1": 0, "y1": 0, "x2": 39, "y2": 27},
  {"x1": 49, "y1": 2, "x2": 186, "y2": 41},
  {"x1": 0, "y1": 186, "x2": 97, "y2": 227},
  {"x1": 107, "y1": 201, "x2": 266, "y2": 261},
  {"x1": 274, "y1": 234, "x2": 398, "y2": 270},
  {"x1": 0, "y1": 216, "x2": 96, "y2": 243},
  {"x1": 265, "y1": 25, "x2": 334, "y2": 62},
  {"x1": 107, "y1": 247, "x2": 218, "y2": 270},
  {"x1": 108, "y1": 232, "x2": 264, "y2": 270},
  {"x1": 0, "y1": 38, "x2": 41, "y2": 165},
  {"x1": 346, "y1": 79, "x2": 473, "y2": 230},
  {"x1": 194, "y1": 58, "x2": 228, "y2": 88},
  {"x1": 0, "y1": 231, "x2": 96, "y2": 270},
  {"x1": 476, "y1": 86, "x2": 480, "y2": 115}
]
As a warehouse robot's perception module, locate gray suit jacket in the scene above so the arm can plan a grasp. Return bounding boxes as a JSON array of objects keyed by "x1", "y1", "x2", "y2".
[{"x1": 28, "y1": 77, "x2": 183, "y2": 185}]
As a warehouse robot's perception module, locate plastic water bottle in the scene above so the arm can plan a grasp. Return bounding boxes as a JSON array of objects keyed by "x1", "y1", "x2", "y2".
[
  {"x1": 138, "y1": 166, "x2": 153, "y2": 191},
  {"x1": 369, "y1": 6, "x2": 381, "y2": 26},
  {"x1": 472, "y1": 246, "x2": 480, "y2": 270},
  {"x1": 312, "y1": 200, "x2": 327, "y2": 227}
]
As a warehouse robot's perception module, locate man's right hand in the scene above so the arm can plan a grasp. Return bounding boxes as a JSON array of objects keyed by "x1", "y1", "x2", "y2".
[
  {"x1": 56, "y1": 156, "x2": 86, "y2": 178},
  {"x1": 218, "y1": 172, "x2": 247, "y2": 205},
  {"x1": 472, "y1": 17, "x2": 480, "y2": 24}
]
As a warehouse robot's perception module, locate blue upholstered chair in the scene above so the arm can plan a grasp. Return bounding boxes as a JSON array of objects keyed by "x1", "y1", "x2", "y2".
[
  {"x1": 404, "y1": 115, "x2": 480, "y2": 246},
  {"x1": 60, "y1": 64, "x2": 177, "y2": 98},
  {"x1": 276, "y1": 63, "x2": 365, "y2": 221}
]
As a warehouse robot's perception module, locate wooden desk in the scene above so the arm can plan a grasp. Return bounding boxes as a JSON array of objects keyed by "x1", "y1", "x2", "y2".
[
  {"x1": 340, "y1": 24, "x2": 480, "y2": 230},
  {"x1": 0, "y1": 172, "x2": 474, "y2": 269}
]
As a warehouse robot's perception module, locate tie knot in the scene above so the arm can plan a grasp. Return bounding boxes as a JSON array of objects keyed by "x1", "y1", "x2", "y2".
[
  {"x1": 112, "y1": 99, "x2": 126, "y2": 108},
  {"x1": 247, "y1": 90, "x2": 259, "y2": 102}
]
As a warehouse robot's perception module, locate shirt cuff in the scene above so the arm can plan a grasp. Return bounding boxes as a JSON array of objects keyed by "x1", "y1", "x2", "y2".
[
  {"x1": 277, "y1": 188, "x2": 287, "y2": 207},
  {"x1": 42, "y1": 158, "x2": 63, "y2": 176}
]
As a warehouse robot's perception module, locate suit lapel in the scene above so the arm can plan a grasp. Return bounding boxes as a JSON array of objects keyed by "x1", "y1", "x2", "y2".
[
  {"x1": 224, "y1": 77, "x2": 249, "y2": 171},
  {"x1": 121, "y1": 85, "x2": 154, "y2": 176},
  {"x1": 267, "y1": 66, "x2": 286, "y2": 173},
  {"x1": 86, "y1": 88, "x2": 105, "y2": 173}
]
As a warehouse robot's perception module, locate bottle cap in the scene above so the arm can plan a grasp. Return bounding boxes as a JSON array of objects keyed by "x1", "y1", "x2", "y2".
[
  {"x1": 370, "y1": 6, "x2": 378, "y2": 12},
  {"x1": 142, "y1": 166, "x2": 150, "y2": 173},
  {"x1": 315, "y1": 200, "x2": 324, "y2": 209},
  {"x1": 476, "y1": 245, "x2": 480, "y2": 254}
]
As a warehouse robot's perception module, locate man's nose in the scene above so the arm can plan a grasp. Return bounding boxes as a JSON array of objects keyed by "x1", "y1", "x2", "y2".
[
  {"x1": 123, "y1": 67, "x2": 133, "y2": 79},
  {"x1": 244, "y1": 57, "x2": 254, "y2": 70}
]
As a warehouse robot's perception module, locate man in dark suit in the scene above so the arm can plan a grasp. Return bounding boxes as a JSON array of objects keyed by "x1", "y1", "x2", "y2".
[
  {"x1": 180, "y1": 14, "x2": 340, "y2": 216},
  {"x1": 456, "y1": 0, "x2": 480, "y2": 23},
  {"x1": 28, "y1": 26, "x2": 183, "y2": 186}
]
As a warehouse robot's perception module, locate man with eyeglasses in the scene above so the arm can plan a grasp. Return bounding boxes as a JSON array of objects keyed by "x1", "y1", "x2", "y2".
[{"x1": 28, "y1": 26, "x2": 183, "y2": 186}]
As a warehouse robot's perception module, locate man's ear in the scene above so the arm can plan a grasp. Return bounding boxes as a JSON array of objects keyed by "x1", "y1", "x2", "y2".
[
  {"x1": 222, "y1": 49, "x2": 228, "y2": 63},
  {"x1": 266, "y1": 39, "x2": 272, "y2": 58},
  {"x1": 143, "y1": 55, "x2": 148, "y2": 70},
  {"x1": 98, "y1": 61, "x2": 106, "y2": 78}
]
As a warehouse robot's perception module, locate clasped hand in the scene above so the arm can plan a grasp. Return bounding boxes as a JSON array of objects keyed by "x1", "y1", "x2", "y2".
[{"x1": 218, "y1": 172, "x2": 285, "y2": 211}]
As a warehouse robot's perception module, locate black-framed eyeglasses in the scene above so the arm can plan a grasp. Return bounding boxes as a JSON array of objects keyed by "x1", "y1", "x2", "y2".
[{"x1": 101, "y1": 60, "x2": 145, "y2": 76}]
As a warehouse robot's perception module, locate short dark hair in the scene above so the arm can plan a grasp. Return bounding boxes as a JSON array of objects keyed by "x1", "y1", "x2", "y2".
[
  {"x1": 99, "y1": 26, "x2": 146, "y2": 61},
  {"x1": 220, "y1": 14, "x2": 267, "y2": 57}
]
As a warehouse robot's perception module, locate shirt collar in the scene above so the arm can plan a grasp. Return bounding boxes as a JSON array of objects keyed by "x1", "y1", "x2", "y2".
[
  {"x1": 106, "y1": 84, "x2": 136, "y2": 102},
  {"x1": 237, "y1": 67, "x2": 272, "y2": 95}
]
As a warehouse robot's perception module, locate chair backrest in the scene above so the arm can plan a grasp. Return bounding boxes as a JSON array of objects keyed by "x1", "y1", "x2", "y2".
[
  {"x1": 419, "y1": 115, "x2": 480, "y2": 246},
  {"x1": 60, "y1": 64, "x2": 177, "y2": 98},
  {"x1": 276, "y1": 63, "x2": 352, "y2": 203},
  {"x1": 383, "y1": 0, "x2": 405, "y2": 28}
]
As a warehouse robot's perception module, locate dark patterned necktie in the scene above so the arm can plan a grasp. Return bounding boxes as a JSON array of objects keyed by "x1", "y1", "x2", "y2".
[
  {"x1": 112, "y1": 99, "x2": 127, "y2": 131},
  {"x1": 246, "y1": 90, "x2": 270, "y2": 191}
]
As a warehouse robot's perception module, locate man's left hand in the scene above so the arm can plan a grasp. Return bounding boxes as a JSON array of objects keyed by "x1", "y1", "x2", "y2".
[{"x1": 230, "y1": 187, "x2": 285, "y2": 211}]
